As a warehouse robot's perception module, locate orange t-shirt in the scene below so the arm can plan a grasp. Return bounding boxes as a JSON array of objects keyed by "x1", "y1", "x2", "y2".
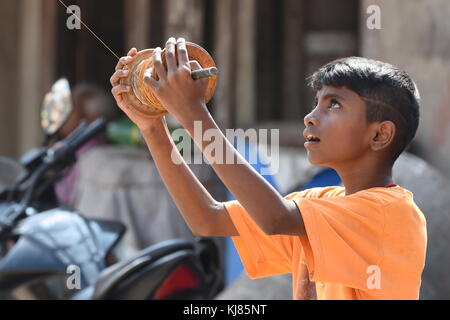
[{"x1": 224, "y1": 186, "x2": 427, "y2": 300}]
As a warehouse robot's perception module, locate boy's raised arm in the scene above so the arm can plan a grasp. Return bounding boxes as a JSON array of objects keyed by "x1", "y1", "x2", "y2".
[
  {"x1": 144, "y1": 38, "x2": 306, "y2": 237},
  {"x1": 110, "y1": 48, "x2": 238, "y2": 237},
  {"x1": 139, "y1": 119, "x2": 239, "y2": 237}
]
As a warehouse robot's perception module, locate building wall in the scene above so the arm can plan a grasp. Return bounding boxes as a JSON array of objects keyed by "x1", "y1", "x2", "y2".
[
  {"x1": 0, "y1": 0, "x2": 21, "y2": 157},
  {"x1": 360, "y1": 0, "x2": 450, "y2": 178},
  {"x1": 0, "y1": 0, "x2": 56, "y2": 158},
  {"x1": 0, "y1": 0, "x2": 212, "y2": 158},
  {"x1": 2, "y1": 0, "x2": 449, "y2": 172}
]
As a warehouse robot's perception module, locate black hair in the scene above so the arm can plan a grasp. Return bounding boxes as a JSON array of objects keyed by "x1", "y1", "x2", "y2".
[{"x1": 308, "y1": 56, "x2": 420, "y2": 161}]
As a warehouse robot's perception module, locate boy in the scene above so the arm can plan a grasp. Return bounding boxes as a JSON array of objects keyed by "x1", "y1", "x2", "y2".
[{"x1": 110, "y1": 38, "x2": 427, "y2": 300}]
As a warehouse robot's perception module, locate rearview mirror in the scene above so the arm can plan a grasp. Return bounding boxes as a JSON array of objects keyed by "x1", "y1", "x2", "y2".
[{"x1": 41, "y1": 78, "x2": 73, "y2": 136}]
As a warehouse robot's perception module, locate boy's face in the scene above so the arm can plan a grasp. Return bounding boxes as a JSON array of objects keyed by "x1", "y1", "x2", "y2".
[{"x1": 303, "y1": 85, "x2": 373, "y2": 168}]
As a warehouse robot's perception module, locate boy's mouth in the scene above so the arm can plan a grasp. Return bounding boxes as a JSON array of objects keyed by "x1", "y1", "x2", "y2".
[
  {"x1": 304, "y1": 132, "x2": 321, "y2": 148},
  {"x1": 305, "y1": 135, "x2": 320, "y2": 142}
]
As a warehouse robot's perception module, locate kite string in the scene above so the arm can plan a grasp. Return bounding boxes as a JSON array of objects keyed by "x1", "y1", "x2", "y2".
[
  {"x1": 57, "y1": 0, "x2": 157, "y2": 104},
  {"x1": 57, "y1": 0, "x2": 120, "y2": 60},
  {"x1": 56, "y1": 0, "x2": 214, "y2": 112}
]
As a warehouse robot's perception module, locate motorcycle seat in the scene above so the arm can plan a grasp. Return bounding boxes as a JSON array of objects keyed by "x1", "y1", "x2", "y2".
[{"x1": 92, "y1": 238, "x2": 195, "y2": 299}]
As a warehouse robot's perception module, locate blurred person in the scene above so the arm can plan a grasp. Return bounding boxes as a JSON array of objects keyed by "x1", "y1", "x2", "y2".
[{"x1": 55, "y1": 83, "x2": 118, "y2": 206}]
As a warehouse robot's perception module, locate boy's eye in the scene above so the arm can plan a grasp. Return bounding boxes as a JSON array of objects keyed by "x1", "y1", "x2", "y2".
[{"x1": 328, "y1": 99, "x2": 341, "y2": 109}]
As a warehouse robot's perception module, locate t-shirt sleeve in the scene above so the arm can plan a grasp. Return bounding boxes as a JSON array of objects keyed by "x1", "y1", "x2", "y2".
[
  {"x1": 224, "y1": 200, "x2": 295, "y2": 279},
  {"x1": 293, "y1": 192, "x2": 385, "y2": 289}
]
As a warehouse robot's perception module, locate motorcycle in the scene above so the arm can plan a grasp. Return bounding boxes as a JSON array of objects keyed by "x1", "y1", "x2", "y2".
[{"x1": 0, "y1": 79, "x2": 223, "y2": 300}]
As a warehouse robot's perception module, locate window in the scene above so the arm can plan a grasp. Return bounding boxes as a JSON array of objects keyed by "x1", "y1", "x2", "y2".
[{"x1": 253, "y1": 0, "x2": 359, "y2": 146}]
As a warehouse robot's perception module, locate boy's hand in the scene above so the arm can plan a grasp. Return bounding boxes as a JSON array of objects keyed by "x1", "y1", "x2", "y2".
[
  {"x1": 110, "y1": 48, "x2": 166, "y2": 131},
  {"x1": 143, "y1": 37, "x2": 210, "y2": 126}
]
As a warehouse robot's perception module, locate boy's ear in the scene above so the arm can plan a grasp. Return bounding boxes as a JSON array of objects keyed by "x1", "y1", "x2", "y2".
[{"x1": 370, "y1": 121, "x2": 396, "y2": 151}]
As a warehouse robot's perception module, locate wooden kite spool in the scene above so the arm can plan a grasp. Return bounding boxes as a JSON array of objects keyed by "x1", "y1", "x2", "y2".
[{"x1": 120, "y1": 42, "x2": 217, "y2": 118}]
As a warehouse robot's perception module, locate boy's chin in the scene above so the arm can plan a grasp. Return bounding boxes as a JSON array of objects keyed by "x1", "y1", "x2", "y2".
[
  {"x1": 306, "y1": 153, "x2": 329, "y2": 167},
  {"x1": 306, "y1": 153, "x2": 323, "y2": 165}
]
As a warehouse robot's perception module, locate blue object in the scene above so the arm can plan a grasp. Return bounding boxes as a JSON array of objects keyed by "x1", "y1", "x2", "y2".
[
  {"x1": 298, "y1": 167, "x2": 341, "y2": 191},
  {"x1": 224, "y1": 139, "x2": 279, "y2": 286}
]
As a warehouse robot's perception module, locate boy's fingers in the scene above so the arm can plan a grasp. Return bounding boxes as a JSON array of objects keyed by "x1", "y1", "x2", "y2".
[
  {"x1": 111, "y1": 84, "x2": 131, "y2": 98},
  {"x1": 115, "y1": 48, "x2": 137, "y2": 71},
  {"x1": 127, "y1": 47, "x2": 137, "y2": 56},
  {"x1": 189, "y1": 60, "x2": 202, "y2": 71},
  {"x1": 144, "y1": 67, "x2": 159, "y2": 91},
  {"x1": 176, "y1": 38, "x2": 189, "y2": 67},
  {"x1": 115, "y1": 55, "x2": 135, "y2": 71},
  {"x1": 115, "y1": 57, "x2": 128, "y2": 71},
  {"x1": 152, "y1": 47, "x2": 167, "y2": 81},
  {"x1": 165, "y1": 37, "x2": 177, "y2": 74},
  {"x1": 110, "y1": 70, "x2": 130, "y2": 86},
  {"x1": 115, "y1": 58, "x2": 124, "y2": 71}
]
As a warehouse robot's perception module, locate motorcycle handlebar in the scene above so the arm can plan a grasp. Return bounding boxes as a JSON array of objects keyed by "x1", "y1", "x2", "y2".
[
  {"x1": 64, "y1": 117, "x2": 107, "y2": 155},
  {"x1": 49, "y1": 118, "x2": 107, "y2": 162},
  {"x1": 63, "y1": 120, "x2": 89, "y2": 148},
  {"x1": 0, "y1": 118, "x2": 108, "y2": 231}
]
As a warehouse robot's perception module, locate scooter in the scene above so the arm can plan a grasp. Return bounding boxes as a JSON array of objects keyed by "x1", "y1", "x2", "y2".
[{"x1": 0, "y1": 79, "x2": 223, "y2": 300}]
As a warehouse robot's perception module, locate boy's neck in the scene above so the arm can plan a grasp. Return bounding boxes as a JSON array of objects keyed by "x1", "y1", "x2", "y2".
[{"x1": 336, "y1": 163, "x2": 394, "y2": 196}]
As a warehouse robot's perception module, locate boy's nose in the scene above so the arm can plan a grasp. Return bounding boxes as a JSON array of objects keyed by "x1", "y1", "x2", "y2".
[{"x1": 304, "y1": 111, "x2": 318, "y2": 127}]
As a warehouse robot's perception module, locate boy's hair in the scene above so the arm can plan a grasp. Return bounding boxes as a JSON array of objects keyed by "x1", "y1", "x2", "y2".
[{"x1": 308, "y1": 56, "x2": 421, "y2": 161}]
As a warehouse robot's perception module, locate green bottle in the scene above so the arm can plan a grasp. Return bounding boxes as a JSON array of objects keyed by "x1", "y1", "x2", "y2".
[
  {"x1": 107, "y1": 117, "x2": 193, "y2": 156},
  {"x1": 106, "y1": 117, "x2": 144, "y2": 146}
]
